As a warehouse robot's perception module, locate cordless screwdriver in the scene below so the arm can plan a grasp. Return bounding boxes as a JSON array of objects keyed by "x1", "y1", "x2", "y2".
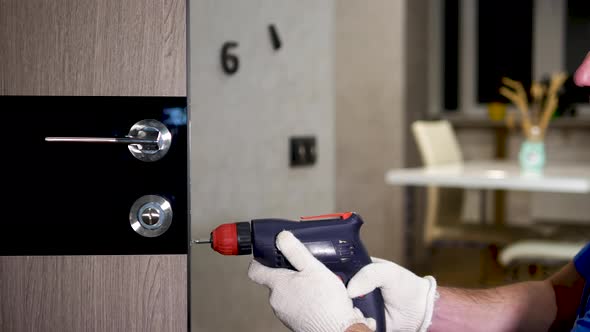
[{"x1": 193, "y1": 212, "x2": 385, "y2": 332}]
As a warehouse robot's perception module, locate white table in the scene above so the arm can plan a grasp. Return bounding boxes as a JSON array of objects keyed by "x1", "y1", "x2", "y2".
[
  {"x1": 386, "y1": 161, "x2": 590, "y2": 194},
  {"x1": 386, "y1": 161, "x2": 590, "y2": 264}
]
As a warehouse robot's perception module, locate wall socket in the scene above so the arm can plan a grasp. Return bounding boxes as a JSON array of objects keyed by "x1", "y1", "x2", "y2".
[{"x1": 290, "y1": 136, "x2": 316, "y2": 167}]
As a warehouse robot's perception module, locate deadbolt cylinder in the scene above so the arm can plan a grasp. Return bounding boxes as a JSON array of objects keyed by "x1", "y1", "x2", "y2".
[{"x1": 129, "y1": 195, "x2": 173, "y2": 237}]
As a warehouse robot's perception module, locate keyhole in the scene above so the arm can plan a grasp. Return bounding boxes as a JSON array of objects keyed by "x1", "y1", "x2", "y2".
[{"x1": 141, "y1": 207, "x2": 160, "y2": 226}]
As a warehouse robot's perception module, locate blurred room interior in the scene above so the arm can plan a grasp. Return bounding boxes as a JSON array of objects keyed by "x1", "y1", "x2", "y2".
[{"x1": 3, "y1": 1, "x2": 590, "y2": 331}]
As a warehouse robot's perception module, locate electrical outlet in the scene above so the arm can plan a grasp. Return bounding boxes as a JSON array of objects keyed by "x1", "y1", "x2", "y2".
[{"x1": 290, "y1": 136, "x2": 316, "y2": 167}]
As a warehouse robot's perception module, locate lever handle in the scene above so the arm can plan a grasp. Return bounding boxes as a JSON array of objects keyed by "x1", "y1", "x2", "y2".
[
  {"x1": 45, "y1": 137, "x2": 155, "y2": 144},
  {"x1": 45, "y1": 119, "x2": 172, "y2": 162}
]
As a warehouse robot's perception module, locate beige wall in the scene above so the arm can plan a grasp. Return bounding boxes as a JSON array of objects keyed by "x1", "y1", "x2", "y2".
[
  {"x1": 334, "y1": 0, "x2": 408, "y2": 263},
  {"x1": 189, "y1": 1, "x2": 334, "y2": 331}
]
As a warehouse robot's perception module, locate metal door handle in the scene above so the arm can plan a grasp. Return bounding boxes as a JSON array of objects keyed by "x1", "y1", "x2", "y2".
[
  {"x1": 45, "y1": 119, "x2": 172, "y2": 162},
  {"x1": 45, "y1": 137, "x2": 155, "y2": 144}
]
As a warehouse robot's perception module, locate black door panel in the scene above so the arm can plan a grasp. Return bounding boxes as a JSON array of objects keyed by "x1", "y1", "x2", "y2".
[{"x1": 2, "y1": 96, "x2": 188, "y2": 255}]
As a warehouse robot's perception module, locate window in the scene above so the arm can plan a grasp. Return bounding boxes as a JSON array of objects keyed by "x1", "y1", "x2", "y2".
[
  {"x1": 477, "y1": 0, "x2": 533, "y2": 104},
  {"x1": 431, "y1": 0, "x2": 590, "y2": 114}
]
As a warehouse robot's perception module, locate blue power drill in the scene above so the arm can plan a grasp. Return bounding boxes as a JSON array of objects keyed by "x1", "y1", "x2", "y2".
[{"x1": 195, "y1": 212, "x2": 385, "y2": 332}]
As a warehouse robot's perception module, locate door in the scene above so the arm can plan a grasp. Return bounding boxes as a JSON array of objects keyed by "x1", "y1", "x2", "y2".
[{"x1": 0, "y1": 1, "x2": 188, "y2": 331}]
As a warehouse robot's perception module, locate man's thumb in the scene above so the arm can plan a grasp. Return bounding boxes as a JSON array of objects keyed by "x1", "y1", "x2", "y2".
[{"x1": 347, "y1": 263, "x2": 391, "y2": 298}]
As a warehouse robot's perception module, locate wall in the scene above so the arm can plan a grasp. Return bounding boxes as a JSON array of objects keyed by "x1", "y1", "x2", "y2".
[
  {"x1": 189, "y1": 1, "x2": 334, "y2": 331},
  {"x1": 334, "y1": 0, "x2": 408, "y2": 263}
]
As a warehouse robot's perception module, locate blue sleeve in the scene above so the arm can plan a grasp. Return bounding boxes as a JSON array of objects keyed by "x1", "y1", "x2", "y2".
[{"x1": 575, "y1": 243, "x2": 590, "y2": 280}]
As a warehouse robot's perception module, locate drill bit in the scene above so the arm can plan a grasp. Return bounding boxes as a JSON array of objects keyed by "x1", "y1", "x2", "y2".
[{"x1": 191, "y1": 239, "x2": 211, "y2": 245}]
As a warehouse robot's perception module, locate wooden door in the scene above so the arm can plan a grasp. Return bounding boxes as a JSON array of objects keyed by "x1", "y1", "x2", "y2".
[{"x1": 0, "y1": 1, "x2": 188, "y2": 331}]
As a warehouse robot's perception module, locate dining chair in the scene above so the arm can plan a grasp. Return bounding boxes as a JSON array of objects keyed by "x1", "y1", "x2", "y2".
[
  {"x1": 498, "y1": 195, "x2": 590, "y2": 279},
  {"x1": 412, "y1": 120, "x2": 527, "y2": 246},
  {"x1": 498, "y1": 218, "x2": 590, "y2": 280},
  {"x1": 499, "y1": 240, "x2": 586, "y2": 280}
]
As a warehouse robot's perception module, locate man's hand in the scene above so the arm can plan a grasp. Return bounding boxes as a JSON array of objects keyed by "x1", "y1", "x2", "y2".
[
  {"x1": 347, "y1": 258, "x2": 437, "y2": 332},
  {"x1": 248, "y1": 231, "x2": 376, "y2": 332}
]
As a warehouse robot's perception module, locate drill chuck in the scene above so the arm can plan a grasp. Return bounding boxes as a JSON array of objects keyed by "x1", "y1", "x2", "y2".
[{"x1": 210, "y1": 221, "x2": 252, "y2": 255}]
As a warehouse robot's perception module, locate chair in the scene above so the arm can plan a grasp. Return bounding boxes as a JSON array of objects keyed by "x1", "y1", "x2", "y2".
[
  {"x1": 499, "y1": 195, "x2": 590, "y2": 279},
  {"x1": 412, "y1": 120, "x2": 530, "y2": 247},
  {"x1": 412, "y1": 120, "x2": 545, "y2": 283},
  {"x1": 499, "y1": 240, "x2": 586, "y2": 279},
  {"x1": 498, "y1": 222, "x2": 590, "y2": 280}
]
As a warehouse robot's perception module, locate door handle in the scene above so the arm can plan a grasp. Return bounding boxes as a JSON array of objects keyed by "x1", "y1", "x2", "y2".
[{"x1": 46, "y1": 119, "x2": 172, "y2": 162}]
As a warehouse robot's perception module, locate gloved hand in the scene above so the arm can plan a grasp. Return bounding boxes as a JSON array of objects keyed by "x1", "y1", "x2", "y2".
[
  {"x1": 248, "y1": 231, "x2": 376, "y2": 332},
  {"x1": 347, "y1": 258, "x2": 438, "y2": 332}
]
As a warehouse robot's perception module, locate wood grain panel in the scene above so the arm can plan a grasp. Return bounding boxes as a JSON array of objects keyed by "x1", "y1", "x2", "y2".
[
  {"x1": 0, "y1": 0, "x2": 186, "y2": 96},
  {"x1": 0, "y1": 255, "x2": 187, "y2": 332}
]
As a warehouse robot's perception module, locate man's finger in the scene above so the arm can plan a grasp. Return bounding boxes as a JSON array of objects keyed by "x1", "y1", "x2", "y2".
[
  {"x1": 352, "y1": 308, "x2": 377, "y2": 331},
  {"x1": 247, "y1": 259, "x2": 292, "y2": 288},
  {"x1": 275, "y1": 231, "x2": 323, "y2": 272}
]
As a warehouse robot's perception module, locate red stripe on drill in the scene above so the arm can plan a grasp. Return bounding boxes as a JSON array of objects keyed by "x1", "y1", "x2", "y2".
[{"x1": 300, "y1": 212, "x2": 353, "y2": 221}]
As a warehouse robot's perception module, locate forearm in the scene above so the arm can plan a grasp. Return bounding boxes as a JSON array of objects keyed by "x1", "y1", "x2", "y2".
[
  {"x1": 429, "y1": 281, "x2": 556, "y2": 332},
  {"x1": 345, "y1": 323, "x2": 372, "y2": 332}
]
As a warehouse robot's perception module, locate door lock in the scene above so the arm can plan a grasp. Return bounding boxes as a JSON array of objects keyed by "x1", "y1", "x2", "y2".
[
  {"x1": 45, "y1": 119, "x2": 172, "y2": 162},
  {"x1": 129, "y1": 195, "x2": 173, "y2": 237}
]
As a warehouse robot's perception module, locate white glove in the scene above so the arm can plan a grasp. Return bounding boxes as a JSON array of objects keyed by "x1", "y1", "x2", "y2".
[
  {"x1": 347, "y1": 258, "x2": 437, "y2": 332},
  {"x1": 248, "y1": 231, "x2": 377, "y2": 332}
]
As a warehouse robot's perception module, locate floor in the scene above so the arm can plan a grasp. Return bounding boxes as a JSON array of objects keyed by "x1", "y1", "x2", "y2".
[{"x1": 419, "y1": 246, "x2": 560, "y2": 289}]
